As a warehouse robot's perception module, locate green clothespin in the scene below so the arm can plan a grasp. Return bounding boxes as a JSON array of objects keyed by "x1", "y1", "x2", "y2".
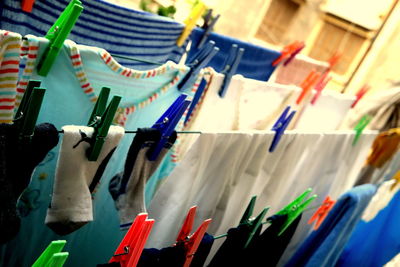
[
  {"x1": 353, "y1": 114, "x2": 372, "y2": 146},
  {"x1": 86, "y1": 87, "x2": 122, "y2": 161},
  {"x1": 275, "y1": 188, "x2": 317, "y2": 236},
  {"x1": 239, "y1": 195, "x2": 257, "y2": 224},
  {"x1": 37, "y1": 0, "x2": 83, "y2": 76},
  {"x1": 32, "y1": 240, "x2": 69, "y2": 267},
  {"x1": 13, "y1": 80, "x2": 46, "y2": 142}
]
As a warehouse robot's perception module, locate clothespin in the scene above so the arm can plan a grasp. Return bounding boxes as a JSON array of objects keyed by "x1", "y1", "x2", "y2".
[
  {"x1": 176, "y1": 206, "x2": 212, "y2": 267},
  {"x1": 275, "y1": 188, "x2": 317, "y2": 235},
  {"x1": 351, "y1": 84, "x2": 370, "y2": 108},
  {"x1": 353, "y1": 114, "x2": 372, "y2": 146},
  {"x1": 13, "y1": 80, "x2": 46, "y2": 142},
  {"x1": 328, "y1": 51, "x2": 342, "y2": 70},
  {"x1": 197, "y1": 9, "x2": 220, "y2": 49},
  {"x1": 283, "y1": 42, "x2": 305, "y2": 66},
  {"x1": 109, "y1": 213, "x2": 154, "y2": 267},
  {"x1": 311, "y1": 72, "x2": 332, "y2": 105},
  {"x1": 32, "y1": 240, "x2": 69, "y2": 267},
  {"x1": 179, "y1": 40, "x2": 219, "y2": 91},
  {"x1": 147, "y1": 95, "x2": 191, "y2": 161},
  {"x1": 272, "y1": 41, "x2": 304, "y2": 66},
  {"x1": 21, "y1": 0, "x2": 35, "y2": 12},
  {"x1": 176, "y1": 1, "x2": 207, "y2": 47},
  {"x1": 296, "y1": 70, "x2": 321, "y2": 105},
  {"x1": 37, "y1": 0, "x2": 83, "y2": 76},
  {"x1": 218, "y1": 44, "x2": 245, "y2": 98},
  {"x1": 390, "y1": 170, "x2": 400, "y2": 191},
  {"x1": 269, "y1": 106, "x2": 296, "y2": 153},
  {"x1": 86, "y1": 87, "x2": 122, "y2": 161},
  {"x1": 307, "y1": 196, "x2": 336, "y2": 230}
]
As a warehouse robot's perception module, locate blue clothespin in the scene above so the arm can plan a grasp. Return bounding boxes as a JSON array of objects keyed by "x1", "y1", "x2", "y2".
[
  {"x1": 147, "y1": 95, "x2": 191, "y2": 161},
  {"x1": 198, "y1": 9, "x2": 220, "y2": 49},
  {"x1": 178, "y1": 41, "x2": 219, "y2": 91},
  {"x1": 269, "y1": 106, "x2": 296, "y2": 153},
  {"x1": 218, "y1": 44, "x2": 244, "y2": 98},
  {"x1": 184, "y1": 78, "x2": 207, "y2": 125}
]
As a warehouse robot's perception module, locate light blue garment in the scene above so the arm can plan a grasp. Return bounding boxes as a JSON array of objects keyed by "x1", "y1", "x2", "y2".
[
  {"x1": 0, "y1": 0, "x2": 186, "y2": 69},
  {"x1": 286, "y1": 184, "x2": 377, "y2": 267},
  {"x1": 0, "y1": 37, "x2": 193, "y2": 267},
  {"x1": 335, "y1": 189, "x2": 400, "y2": 267},
  {"x1": 188, "y1": 27, "x2": 281, "y2": 81}
]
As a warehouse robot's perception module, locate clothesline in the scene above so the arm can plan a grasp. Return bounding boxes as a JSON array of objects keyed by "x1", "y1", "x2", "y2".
[{"x1": 56, "y1": 130, "x2": 202, "y2": 134}]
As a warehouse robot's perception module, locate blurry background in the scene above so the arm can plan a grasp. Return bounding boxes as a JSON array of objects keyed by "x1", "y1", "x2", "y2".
[{"x1": 106, "y1": 0, "x2": 400, "y2": 94}]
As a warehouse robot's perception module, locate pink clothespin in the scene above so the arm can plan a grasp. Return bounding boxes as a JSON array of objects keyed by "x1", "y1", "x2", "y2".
[
  {"x1": 176, "y1": 206, "x2": 212, "y2": 267},
  {"x1": 311, "y1": 71, "x2": 332, "y2": 105},
  {"x1": 21, "y1": 0, "x2": 35, "y2": 12},
  {"x1": 351, "y1": 84, "x2": 370, "y2": 108},
  {"x1": 109, "y1": 213, "x2": 154, "y2": 267},
  {"x1": 296, "y1": 70, "x2": 321, "y2": 105},
  {"x1": 308, "y1": 196, "x2": 336, "y2": 230}
]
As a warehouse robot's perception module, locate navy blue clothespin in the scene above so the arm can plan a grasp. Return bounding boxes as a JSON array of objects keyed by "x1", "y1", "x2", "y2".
[
  {"x1": 178, "y1": 41, "x2": 219, "y2": 91},
  {"x1": 218, "y1": 44, "x2": 244, "y2": 98},
  {"x1": 198, "y1": 9, "x2": 220, "y2": 49},
  {"x1": 147, "y1": 95, "x2": 191, "y2": 161},
  {"x1": 269, "y1": 106, "x2": 296, "y2": 153}
]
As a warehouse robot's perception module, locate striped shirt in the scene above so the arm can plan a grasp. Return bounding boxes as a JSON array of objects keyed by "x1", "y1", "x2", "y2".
[{"x1": 0, "y1": 0, "x2": 187, "y2": 69}]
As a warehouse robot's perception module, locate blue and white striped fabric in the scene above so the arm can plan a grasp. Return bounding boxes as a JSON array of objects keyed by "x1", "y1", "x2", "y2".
[{"x1": 0, "y1": 0, "x2": 186, "y2": 69}]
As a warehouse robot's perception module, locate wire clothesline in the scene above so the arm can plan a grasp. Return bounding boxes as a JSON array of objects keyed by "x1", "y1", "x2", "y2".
[{"x1": 56, "y1": 130, "x2": 202, "y2": 134}]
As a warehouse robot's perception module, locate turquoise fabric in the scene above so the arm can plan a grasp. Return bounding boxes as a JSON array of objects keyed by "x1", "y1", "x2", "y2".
[{"x1": 0, "y1": 37, "x2": 194, "y2": 267}]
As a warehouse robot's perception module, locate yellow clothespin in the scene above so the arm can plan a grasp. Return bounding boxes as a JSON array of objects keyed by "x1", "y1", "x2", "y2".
[
  {"x1": 176, "y1": 1, "x2": 207, "y2": 47},
  {"x1": 390, "y1": 170, "x2": 400, "y2": 191}
]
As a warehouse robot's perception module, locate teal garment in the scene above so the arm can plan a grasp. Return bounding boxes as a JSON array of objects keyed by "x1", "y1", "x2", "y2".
[{"x1": 0, "y1": 37, "x2": 194, "y2": 267}]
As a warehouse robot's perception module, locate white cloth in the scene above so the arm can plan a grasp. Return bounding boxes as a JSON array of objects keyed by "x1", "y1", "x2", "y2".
[
  {"x1": 237, "y1": 79, "x2": 300, "y2": 130},
  {"x1": 46, "y1": 125, "x2": 124, "y2": 225},
  {"x1": 294, "y1": 91, "x2": 355, "y2": 131},
  {"x1": 362, "y1": 179, "x2": 400, "y2": 222},
  {"x1": 385, "y1": 253, "x2": 400, "y2": 267}
]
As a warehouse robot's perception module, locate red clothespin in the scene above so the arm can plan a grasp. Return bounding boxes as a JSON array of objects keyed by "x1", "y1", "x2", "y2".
[
  {"x1": 296, "y1": 70, "x2": 321, "y2": 105},
  {"x1": 109, "y1": 213, "x2": 154, "y2": 267},
  {"x1": 308, "y1": 196, "x2": 336, "y2": 230},
  {"x1": 21, "y1": 0, "x2": 35, "y2": 12},
  {"x1": 327, "y1": 51, "x2": 342, "y2": 70},
  {"x1": 311, "y1": 71, "x2": 332, "y2": 105},
  {"x1": 351, "y1": 84, "x2": 370, "y2": 108},
  {"x1": 176, "y1": 206, "x2": 212, "y2": 267},
  {"x1": 283, "y1": 42, "x2": 305, "y2": 66},
  {"x1": 272, "y1": 41, "x2": 304, "y2": 66}
]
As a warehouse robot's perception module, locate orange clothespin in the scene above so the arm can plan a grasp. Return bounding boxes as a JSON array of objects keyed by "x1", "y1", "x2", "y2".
[
  {"x1": 308, "y1": 196, "x2": 336, "y2": 230},
  {"x1": 21, "y1": 0, "x2": 35, "y2": 12},
  {"x1": 390, "y1": 170, "x2": 400, "y2": 191},
  {"x1": 109, "y1": 213, "x2": 154, "y2": 267},
  {"x1": 176, "y1": 206, "x2": 212, "y2": 267},
  {"x1": 351, "y1": 84, "x2": 370, "y2": 108},
  {"x1": 272, "y1": 41, "x2": 304, "y2": 66},
  {"x1": 311, "y1": 71, "x2": 332, "y2": 105},
  {"x1": 296, "y1": 70, "x2": 321, "y2": 105},
  {"x1": 327, "y1": 51, "x2": 342, "y2": 70}
]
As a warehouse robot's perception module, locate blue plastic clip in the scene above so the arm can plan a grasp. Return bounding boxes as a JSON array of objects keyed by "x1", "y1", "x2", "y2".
[
  {"x1": 218, "y1": 44, "x2": 244, "y2": 98},
  {"x1": 184, "y1": 78, "x2": 207, "y2": 125},
  {"x1": 178, "y1": 41, "x2": 219, "y2": 91},
  {"x1": 147, "y1": 95, "x2": 191, "y2": 161},
  {"x1": 198, "y1": 9, "x2": 220, "y2": 49},
  {"x1": 269, "y1": 106, "x2": 296, "y2": 153}
]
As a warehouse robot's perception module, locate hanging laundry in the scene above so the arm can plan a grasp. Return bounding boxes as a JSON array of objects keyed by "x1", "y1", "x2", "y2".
[
  {"x1": 0, "y1": 30, "x2": 21, "y2": 123},
  {"x1": 46, "y1": 125, "x2": 124, "y2": 235},
  {"x1": 271, "y1": 54, "x2": 329, "y2": 86},
  {"x1": 0, "y1": 122, "x2": 59, "y2": 243},
  {"x1": 109, "y1": 128, "x2": 176, "y2": 229},
  {"x1": 286, "y1": 184, "x2": 376, "y2": 267},
  {"x1": 384, "y1": 253, "x2": 400, "y2": 267},
  {"x1": 1, "y1": 33, "x2": 198, "y2": 267},
  {"x1": 190, "y1": 232, "x2": 215, "y2": 267},
  {"x1": 137, "y1": 244, "x2": 186, "y2": 267},
  {"x1": 341, "y1": 85, "x2": 400, "y2": 131},
  {"x1": 0, "y1": 0, "x2": 187, "y2": 68},
  {"x1": 188, "y1": 27, "x2": 281, "y2": 81}
]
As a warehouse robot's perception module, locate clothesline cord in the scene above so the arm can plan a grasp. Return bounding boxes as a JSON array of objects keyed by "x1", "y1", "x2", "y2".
[{"x1": 56, "y1": 130, "x2": 202, "y2": 134}]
